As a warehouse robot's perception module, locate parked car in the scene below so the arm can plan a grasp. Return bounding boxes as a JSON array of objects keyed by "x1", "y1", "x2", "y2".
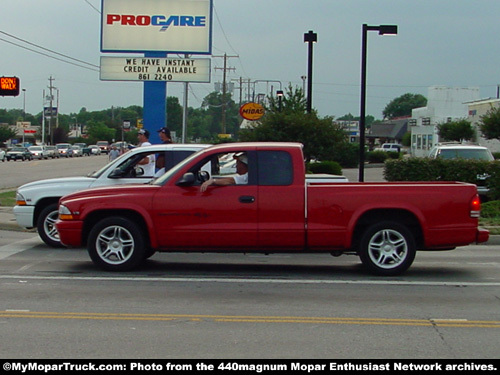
[
  {"x1": 71, "y1": 145, "x2": 83, "y2": 157},
  {"x1": 0, "y1": 149, "x2": 5, "y2": 162},
  {"x1": 428, "y1": 144, "x2": 494, "y2": 161},
  {"x1": 14, "y1": 144, "x2": 211, "y2": 247},
  {"x1": 374, "y1": 143, "x2": 402, "y2": 152},
  {"x1": 6, "y1": 147, "x2": 33, "y2": 161},
  {"x1": 428, "y1": 143, "x2": 495, "y2": 197},
  {"x1": 88, "y1": 145, "x2": 101, "y2": 155},
  {"x1": 28, "y1": 145, "x2": 50, "y2": 160},
  {"x1": 56, "y1": 143, "x2": 74, "y2": 157},
  {"x1": 45, "y1": 145, "x2": 60, "y2": 158},
  {"x1": 96, "y1": 141, "x2": 110, "y2": 154}
]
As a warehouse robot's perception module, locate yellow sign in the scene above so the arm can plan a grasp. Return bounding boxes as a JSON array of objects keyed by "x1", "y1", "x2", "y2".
[{"x1": 239, "y1": 102, "x2": 265, "y2": 121}]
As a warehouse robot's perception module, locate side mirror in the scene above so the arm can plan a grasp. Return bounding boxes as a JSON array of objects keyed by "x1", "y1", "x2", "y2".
[
  {"x1": 176, "y1": 172, "x2": 196, "y2": 186},
  {"x1": 109, "y1": 168, "x2": 125, "y2": 178}
]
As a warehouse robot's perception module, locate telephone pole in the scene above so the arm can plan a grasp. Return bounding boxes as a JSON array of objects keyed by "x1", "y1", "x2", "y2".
[
  {"x1": 213, "y1": 53, "x2": 237, "y2": 134},
  {"x1": 47, "y1": 76, "x2": 56, "y2": 144}
]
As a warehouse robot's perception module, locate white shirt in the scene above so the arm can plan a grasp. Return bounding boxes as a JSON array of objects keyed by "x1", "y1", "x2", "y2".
[
  {"x1": 233, "y1": 173, "x2": 248, "y2": 185},
  {"x1": 139, "y1": 142, "x2": 155, "y2": 177}
]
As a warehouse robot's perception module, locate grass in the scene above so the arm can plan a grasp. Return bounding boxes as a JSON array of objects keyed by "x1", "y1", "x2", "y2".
[
  {"x1": 0, "y1": 189, "x2": 499, "y2": 234},
  {"x1": 0, "y1": 190, "x2": 16, "y2": 207}
]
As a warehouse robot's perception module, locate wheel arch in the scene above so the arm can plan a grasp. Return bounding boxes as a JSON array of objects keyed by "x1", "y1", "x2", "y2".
[
  {"x1": 34, "y1": 197, "x2": 60, "y2": 227},
  {"x1": 82, "y1": 210, "x2": 151, "y2": 248},
  {"x1": 351, "y1": 209, "x2": 423, "y2": 251}
]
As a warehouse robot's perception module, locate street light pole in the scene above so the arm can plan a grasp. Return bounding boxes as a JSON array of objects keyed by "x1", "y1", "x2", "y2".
[
  {"x1": 358, "y1": 24, "x2": 398, "y2": 182},
  {"x1": 304, "y1": 30, "x2": 317, "y2": 114}
]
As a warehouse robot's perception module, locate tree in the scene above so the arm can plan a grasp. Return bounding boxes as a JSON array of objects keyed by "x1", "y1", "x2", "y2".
[
  {"x1": 382, "y1": 93, "x2": 427, "y2": 119},
  {"x1": 239, "y1": 85, "x2": 349, "y2": 162},
  {"x1": 437, "y1": 119, "x2": 475, "y2": 142},
  {"x1": 479, "y1": 106, "x2": 500, "y2": 140},
  {"x1": 0, "y1": 125, "x2": 17, "y2": 144}
]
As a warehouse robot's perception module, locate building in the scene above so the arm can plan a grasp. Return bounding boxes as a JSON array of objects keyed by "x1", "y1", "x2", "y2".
[
  {"x1": 409, "y1": 86, "x2": 480, "y2": 157},
  {"x1": 466, "y1": 98, "x2": 500, "y2": 153}
]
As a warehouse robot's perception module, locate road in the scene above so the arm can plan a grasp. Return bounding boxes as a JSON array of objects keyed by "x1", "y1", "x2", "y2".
[
  {"x1": 0, "y1": 230, "x2": 499, "y2": 359},
  {"x1": 0, "y1": 154, "x2": 110, "y2": 190},
  {"x1": 1, "y1": 156, "x2": 498, "y2": 359}
]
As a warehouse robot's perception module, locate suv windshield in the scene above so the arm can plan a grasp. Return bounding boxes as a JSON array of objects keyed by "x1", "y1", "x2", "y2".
[{"x1": 437, "y1": 148, "x2": 494, "y2": 161}]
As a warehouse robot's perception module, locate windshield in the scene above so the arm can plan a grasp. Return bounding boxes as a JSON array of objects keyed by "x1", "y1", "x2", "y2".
[
  {"x1": 87, "y1": 151, "x2": 131, "y2": 178},
  {"x1": 438, "y1": 148, "x2": 494, "y2": 161}
]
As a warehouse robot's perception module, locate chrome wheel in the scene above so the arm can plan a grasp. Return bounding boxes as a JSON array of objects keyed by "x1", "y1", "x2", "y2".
[
  {"x1": 359, "y1": 221, "x2": 416, "y2": 276},
  {"x1": 367, "y1": 229, "x2": 407, "y2": 269},
  {"x1": 95, "y1": 226, "x2": 135, "y2": 265},
  {"x1": 88, "y1": 217, "x2": 146, "y2": 271}
]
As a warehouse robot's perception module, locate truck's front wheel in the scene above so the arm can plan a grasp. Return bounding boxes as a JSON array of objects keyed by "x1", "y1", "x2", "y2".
[
  {"x1": 37, "y1": 203, "x2": 64, "y2": 248},
  {"x1": 358, "y1": 221, "x2": 416, "y2": 276},
  {"x1": 88, "y1": 217, "x2": 145, "y2": 271}
]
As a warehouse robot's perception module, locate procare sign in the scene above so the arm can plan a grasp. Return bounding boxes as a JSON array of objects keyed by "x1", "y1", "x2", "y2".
[
  {"x1": 239, "y1": 102, "x2": 265, "y2": 121},
  {"x1": 101, "y1": 0, "x2": 212, "y2": 54}
]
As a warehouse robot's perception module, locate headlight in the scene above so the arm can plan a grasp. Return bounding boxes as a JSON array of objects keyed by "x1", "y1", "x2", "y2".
[
  {"x1": 15, "y1": 192, "x2": 27, "y2": 206},
  {"x1": 58, "y1": 204, "x2": 74, "y2": 220}
]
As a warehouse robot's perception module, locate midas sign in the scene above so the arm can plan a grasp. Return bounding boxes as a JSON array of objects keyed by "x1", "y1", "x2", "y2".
[
  {"x1": 0, "y1": 76, "x2": 20, "y2": 96},
  {"x1": 239, "y1": 102, "x2": 265, "y2": 121}
]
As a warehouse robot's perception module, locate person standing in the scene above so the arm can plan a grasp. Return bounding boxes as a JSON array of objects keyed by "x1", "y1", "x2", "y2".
[
  {"x1": 108, "y1": 145, "x2": 120, "y2": 161},
  {"x1": 136, "y1": 129, "x2": 155, "y2": 177},
  {"x1": 154, "y1": 126, "x2": 173, "y2": 177},
  {"x1": 157, "y1": 127, "x2": 172, "y2": 144}
]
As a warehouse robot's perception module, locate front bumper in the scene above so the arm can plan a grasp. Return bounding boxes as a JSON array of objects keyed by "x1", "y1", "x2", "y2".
[
  {"x1": 55, "y1": 219, "x2": 84, "y2": 247},
  {"x1": 13, "y1": 205, "x2": 35, "y2": 228}
]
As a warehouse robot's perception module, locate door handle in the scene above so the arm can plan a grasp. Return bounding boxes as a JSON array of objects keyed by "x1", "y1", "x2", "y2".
[{"x1": 239, "y1": 195, "x2": 255, "y2": 203}]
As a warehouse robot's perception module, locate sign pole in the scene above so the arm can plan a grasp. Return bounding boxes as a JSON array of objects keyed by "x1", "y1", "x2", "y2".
[{"x1": 143, "y1": 52, "x2": 167, "y2": 145}]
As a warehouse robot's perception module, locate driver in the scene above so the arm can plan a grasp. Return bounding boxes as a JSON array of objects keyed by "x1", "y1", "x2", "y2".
[{"x1": 200, "y1": 153, "x2": 248, "y2": 192}]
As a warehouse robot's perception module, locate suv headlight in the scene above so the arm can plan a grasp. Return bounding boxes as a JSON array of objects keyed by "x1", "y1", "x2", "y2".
[{"x1": 15, "y1": 192, "x2": 27, "y2": 206}]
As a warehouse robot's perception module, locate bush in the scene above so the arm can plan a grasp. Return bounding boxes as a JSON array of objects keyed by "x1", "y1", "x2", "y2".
[
  {"x1": 367, "y1": 151, "x2": 388, "y2": 163},
  {"x1": 307, "y1": 161, "x2": 342, "y2": 175},
  {"x1": 323, "y1": 142, "x2": 359, "y2": 168},
  {"x1": 492, "y1": 152, "x2": 500, "y2": 160},
  {"x1": 481, "y1": 200, "x2": 500, "y2": 218},
  {"x1": 384, "y1": 159, "x2": 500, "y2": 200}
]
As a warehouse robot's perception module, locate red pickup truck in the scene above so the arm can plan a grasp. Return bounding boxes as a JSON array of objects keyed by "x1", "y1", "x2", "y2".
[{"x1": 56, "y1": 142, "x2": 489, "y2": 275}]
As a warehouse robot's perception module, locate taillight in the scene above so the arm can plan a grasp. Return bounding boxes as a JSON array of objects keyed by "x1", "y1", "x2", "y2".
[{"x1": 470, "y1": 195, "x2": 481, "y2": 218}]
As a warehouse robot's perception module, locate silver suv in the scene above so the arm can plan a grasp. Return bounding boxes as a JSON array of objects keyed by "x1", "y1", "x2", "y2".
[
  {"x1": 428, "y1": 144, "x2": 494, "y2": 161},
  {"x1": 428, "y1": 144, "x2": 494, "y2": 197}
]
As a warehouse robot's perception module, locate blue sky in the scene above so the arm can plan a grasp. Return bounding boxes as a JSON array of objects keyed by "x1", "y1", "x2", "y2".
[{"x1": 1, "y1": 0, "x2": 499, "y2": 120}]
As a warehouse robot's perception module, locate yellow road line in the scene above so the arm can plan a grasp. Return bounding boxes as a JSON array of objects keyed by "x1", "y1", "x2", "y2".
[{"x1": 1, "y1": 310, "x2": 499, "y2": 328}]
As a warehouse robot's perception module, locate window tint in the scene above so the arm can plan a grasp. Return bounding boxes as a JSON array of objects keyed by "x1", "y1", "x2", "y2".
[{"x1": 258, "y1": 151, "x2": 293, "y2": 186}]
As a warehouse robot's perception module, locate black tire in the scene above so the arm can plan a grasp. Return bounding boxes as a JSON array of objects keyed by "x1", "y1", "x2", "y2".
[
  {"x1": 88, "y1": 216, "x2": 146, "y2": 271},
  {"x1": 37, "y1": 203, "x2": 64, "y2": 248},
  {"x1": 358, "y1": 221, "x2": 416, "y2": 276}
]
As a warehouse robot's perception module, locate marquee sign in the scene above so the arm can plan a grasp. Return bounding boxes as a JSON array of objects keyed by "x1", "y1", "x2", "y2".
[
  {"x1": 100, "y1": 56, "x2": 211, "y2": 82},
  {"x1": 0, "y1": 76, "x2": 20, "y2": 96},
  {"x1": 101, "y1": 0, "x2": 213, "y2": 54}
]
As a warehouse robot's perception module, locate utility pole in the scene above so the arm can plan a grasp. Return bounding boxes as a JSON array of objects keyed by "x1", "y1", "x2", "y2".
[
  {"x1": 47, "y1": 76, "x2": 56, "y2": 144},
  {"x1": 213, "y1": 53, "x2": 237, "y2": 134}
]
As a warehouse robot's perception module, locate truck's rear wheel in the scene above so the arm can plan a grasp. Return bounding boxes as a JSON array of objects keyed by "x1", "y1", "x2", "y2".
[
  {"x1": 88, "y1": 217, "x2": 145, "y2": 271},
  {"x1": 37, "y1": 203, "x2": 64, "y2": 248},
  {"x1": 358, "y1": 221, "x2": 416, "y2": 276}
]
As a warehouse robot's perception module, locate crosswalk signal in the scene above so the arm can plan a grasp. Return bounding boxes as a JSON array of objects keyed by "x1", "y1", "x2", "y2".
[{"x1": 0, "y1": 77, "x2": 20, "y2": 96}]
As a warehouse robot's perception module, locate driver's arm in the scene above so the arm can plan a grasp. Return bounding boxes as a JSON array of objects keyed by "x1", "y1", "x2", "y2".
[{"x1": 200, "y1": 177, "x2": 235, "y2": 192}]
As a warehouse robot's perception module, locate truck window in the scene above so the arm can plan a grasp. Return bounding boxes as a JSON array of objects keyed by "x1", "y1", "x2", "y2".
[{"x1": 258, "y1": 151, "x2": 293, "y2": 186}]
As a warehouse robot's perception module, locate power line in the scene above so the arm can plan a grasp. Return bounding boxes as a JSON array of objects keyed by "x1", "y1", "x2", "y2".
[
  {"x1": 0, "y1": 30, "x2": 99, "y2": 70},
  {"x1": 83, "y1": 0, "x2": 101, "y2": 14}
]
